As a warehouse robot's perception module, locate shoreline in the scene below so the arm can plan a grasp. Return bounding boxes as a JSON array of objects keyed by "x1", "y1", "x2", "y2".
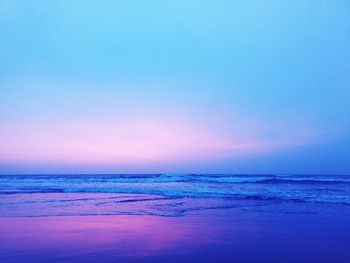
[{"x1": 1, "y1": 209, "x2": 349, "y2": 263}]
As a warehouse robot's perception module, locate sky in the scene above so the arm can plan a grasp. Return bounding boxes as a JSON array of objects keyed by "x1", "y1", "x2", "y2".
[{"x1": 0, "y1": 0, "x2": 350, "y2": 174}]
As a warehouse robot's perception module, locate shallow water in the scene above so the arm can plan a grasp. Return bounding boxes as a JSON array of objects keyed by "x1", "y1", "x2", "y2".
[
  {"x1": 1, "y1": 174, "x2": 350, "y2": 217},
  {"x1": 1, "y1": 212, "x2": 350, "y2": 263},
  {"x1": 1, "y1": 174, "x2": 350, "y2": 262}
]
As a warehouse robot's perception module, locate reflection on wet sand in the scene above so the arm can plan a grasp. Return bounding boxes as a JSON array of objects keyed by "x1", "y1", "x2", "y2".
[{"x1": 1, "y1": 211, "x2": 350, "y2": 263}]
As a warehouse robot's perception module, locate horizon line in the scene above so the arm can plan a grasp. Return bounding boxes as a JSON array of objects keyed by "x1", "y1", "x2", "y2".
[{"x1": 1, "y1": 173, "x2": 349, "y2": 176}]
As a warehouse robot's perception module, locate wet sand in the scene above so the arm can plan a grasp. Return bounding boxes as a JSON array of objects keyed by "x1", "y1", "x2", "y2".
[{"x1": 1, "y1": 210, "x2": 349, "y2": 263}]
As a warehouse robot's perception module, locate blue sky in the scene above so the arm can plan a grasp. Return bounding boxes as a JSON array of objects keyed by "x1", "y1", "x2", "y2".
[{"x1": 1, "y1": 0, "x2": 349, "y2": 174}]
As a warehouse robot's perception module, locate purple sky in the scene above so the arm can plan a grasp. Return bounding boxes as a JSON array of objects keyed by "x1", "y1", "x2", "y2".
[{"x1": 1, "y1": 1, "x2": 350, "y2": 174}]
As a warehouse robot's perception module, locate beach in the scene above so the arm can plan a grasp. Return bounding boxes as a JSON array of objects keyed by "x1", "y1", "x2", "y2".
[
  {"x1": 1, "y1": 210, "x2": 350, "y2": 263},
  {"x1": 2, "y1": 1, "x2": 350, "y2": 261},
  {"x1": 1, "y1": 174, "x2": 350, "y2": 262}
]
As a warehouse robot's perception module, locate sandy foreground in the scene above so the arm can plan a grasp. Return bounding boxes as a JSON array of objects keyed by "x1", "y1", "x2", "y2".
[{"x1": 1, "y1": 209, "x2": 349, "y2": 263}]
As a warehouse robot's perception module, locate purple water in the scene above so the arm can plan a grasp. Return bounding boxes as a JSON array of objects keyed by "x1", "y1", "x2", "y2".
[{"x1": 1, "y1": 174, "x2": 350, "y2": 262}]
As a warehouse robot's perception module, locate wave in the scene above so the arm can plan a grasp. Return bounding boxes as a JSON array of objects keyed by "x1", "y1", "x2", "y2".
[
  {"x1": 1, "y1": 174, "x2": 349, "y2": 184},
  {"x1": 1, "y1": 187, "x2": 349, "y2": 206},
  {"x1": 0, "y1": 174, "x2": 349, "y2": 207},
  {"x1": 249, "y1": 178, "x2": 350, "y2": 185}
]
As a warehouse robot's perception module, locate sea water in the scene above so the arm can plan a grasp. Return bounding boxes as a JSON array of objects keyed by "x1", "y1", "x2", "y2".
[{"x1": 1, "y1": 174, "x2": 349, "y2": 217}]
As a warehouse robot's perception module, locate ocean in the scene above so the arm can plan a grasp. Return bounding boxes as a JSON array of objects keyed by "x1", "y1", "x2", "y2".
[
  {"x1": 1, "y1": 174, "x2": 350, "y2": 217},
  {"x1": 1, "y1": 174, "x2": 350, "y2": 262}
]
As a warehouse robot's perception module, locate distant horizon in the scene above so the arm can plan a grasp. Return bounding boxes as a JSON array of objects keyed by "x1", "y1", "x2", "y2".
[
  {"x1": 1, "y1": 2, "x2": 350, "y2": 263},
  {"x1": 1, "y1": 173, "x2": 349, "y2": 176}
]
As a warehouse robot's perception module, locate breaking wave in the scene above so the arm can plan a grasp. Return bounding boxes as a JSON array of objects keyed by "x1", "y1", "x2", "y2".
[{"x1": 1, "y1": 174, "x2": 349, "y2": 206}]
